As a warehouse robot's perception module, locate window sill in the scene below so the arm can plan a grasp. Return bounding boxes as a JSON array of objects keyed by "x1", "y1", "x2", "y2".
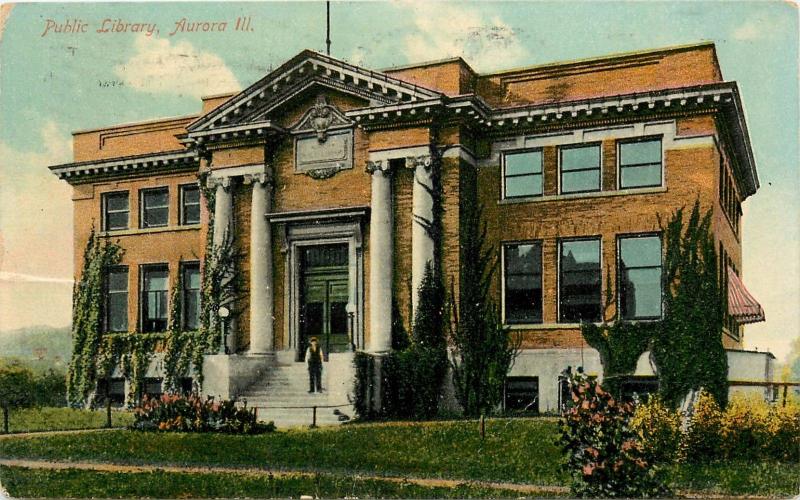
[
  {"x1": 100, "y1": 224, "x2": 201, "y2": 237},
  {"x1": 506, "y1": 323, "x2": 601, "y2": 330},
  {"x1": 499, "y1": 186, "x2": 667, "y2": 205}
]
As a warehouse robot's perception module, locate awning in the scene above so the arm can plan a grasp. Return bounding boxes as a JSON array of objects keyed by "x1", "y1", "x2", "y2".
[{"x1": 728, "y1": 267, "x2": 766, "y2": 324}]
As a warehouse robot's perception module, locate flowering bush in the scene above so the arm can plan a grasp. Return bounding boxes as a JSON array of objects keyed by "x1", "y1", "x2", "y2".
[
  {"x1": 763, "y1": 400, "x2": 800, "y2": 462},
  {"x1": 559, "y1": 372, "x2": 670, "y2": 498},
  {"x1": 630, "y1": 395, "x2": 683, "y2": 465},
  {"x1": 132, "y1": 393, "x2": 275, "y2": 434},
  {"x1": 680, "y1": 389, "x2": 722, "y2": 462}
]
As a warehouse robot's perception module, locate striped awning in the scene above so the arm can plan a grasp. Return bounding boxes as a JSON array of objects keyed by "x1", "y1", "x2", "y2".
[{"x1": 728, "y1": 267, "x2": 765, "y2": 324}]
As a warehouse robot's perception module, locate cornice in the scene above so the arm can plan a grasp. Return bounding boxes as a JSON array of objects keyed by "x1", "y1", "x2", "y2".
[{"x1": 49, "y1": 150, "x2": 198, "y2": 184}]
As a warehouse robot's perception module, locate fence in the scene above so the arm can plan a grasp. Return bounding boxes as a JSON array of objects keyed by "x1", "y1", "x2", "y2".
[{"x1": 250, "y1": 403, "x2": 352, "y2": 428}]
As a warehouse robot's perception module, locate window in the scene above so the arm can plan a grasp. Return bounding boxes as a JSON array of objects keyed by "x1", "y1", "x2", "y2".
[
  {"x1": 504, "y1": 377, "x2": 539, "y2": 413},
  {"x1": 180, "y1": 184, "x2": 201, "y2": 225},
  {"x1": 141, "y1": 265, "x2": 168, "y2": 332},
  {"x1": 102, "y1": 192, "x2": 129, "y2": 231},
  {"x1": 503, "y1": 242, "x2": 542, "y2": 323},
  {"x1": 619, "y1": 138, "x2": 662, "y2": 189},
  {"x1": 560, "y1": 144, "x2": 601, "y2": 194},
  {"x1": 618, "y1": 234, "x2": 662, "y2": 320},
  {"x1": 105, "y1": 267, "x2": 128, "y2": 332},
  {"x1": 96, "y1": 378, "x2": 125, "y2": 406},
  {"x1": 140, "y1": 187, "x2": 169, "y2": 228},
  {"x1": 182, "y1": 263, "x2": 201, "y2": 330},
  {"x1": 503, "y1": 150, "x2": 543, "y2": 198},
  {"x1": 559, "y1": 238, "x2": 601, "y2": 322}
]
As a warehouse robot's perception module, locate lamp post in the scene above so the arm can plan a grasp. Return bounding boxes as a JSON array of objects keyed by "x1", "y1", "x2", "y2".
[{"x1": 218, "y1": 306, "x2": 231, "y2": 355}]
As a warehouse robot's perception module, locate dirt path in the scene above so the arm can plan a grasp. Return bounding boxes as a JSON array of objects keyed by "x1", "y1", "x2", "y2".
[
  {"x1": 0, "y1": 428, "x2": 122, "y2": 439},
  {"x1": 0, "y1": 457, "x2": 567, "y2": 495}
]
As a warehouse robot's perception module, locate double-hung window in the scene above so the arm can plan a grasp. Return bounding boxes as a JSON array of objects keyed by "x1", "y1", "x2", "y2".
[
  {"x1": 559, "y1": 238, "x2": 602, "y2": 322},
  {"x1": 182, "y1": 263, "x2": 201, "y2": 330},
  {"x1": 140, "y1": 187, "x2": 169, "y2": 228},
  {"x1": 141, "y1": 265, "x2": 168, "y2": 332},
  {"x1": 560, "y1": 144, "x2": 601, "y2": 194},
  {"x1": 618, "y1": 234, "x2": 663, "y2": 320},
  {"x1": 618, "y1": 138, "x2": 662, "y2": 189},
  {"x1": 503, "y1": 150, "x2": 543, "y2": 198},
  {"x1": 105, "y1": 267, "x2": 128, "y2": 332},
  {"x1": 180, "y1": 185, "x2": 201, "y2": 225},
  {"x1": 503, "y1": 242, "x2": 543, "y2": 323},
  {"x1": 102, "y1": 192, "x2": 129, "y2": 231}
]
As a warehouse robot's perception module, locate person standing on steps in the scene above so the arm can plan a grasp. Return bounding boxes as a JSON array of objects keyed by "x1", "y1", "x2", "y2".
[{"x1": 305, "y1": 337, "x2": 324, "y2": 393}]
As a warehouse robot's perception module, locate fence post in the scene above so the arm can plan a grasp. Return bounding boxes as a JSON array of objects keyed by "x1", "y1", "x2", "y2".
[
  {"x1": 2, "y1": 406, "x2": 8, "y2": 434},
  {"x1": 479, "y1": 413, "x2": 485, "y2": 440},
  {"x1": 311, "y1": 406, "x2": 317, "y2": 428},
  {"x1": 783, "y1": 385, "x2": 788, "y2": 407},
  {"x1": 106, "y1": 398, "x2": 112, "y2": 428}
]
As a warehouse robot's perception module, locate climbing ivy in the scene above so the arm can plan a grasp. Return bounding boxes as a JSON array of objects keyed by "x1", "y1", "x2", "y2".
[
  {"x1": 581, "y1": 268, "x2": 657, "y2": 397},
  {"x1": 652, "y1": 202, "x2": 727, "y2": 408},
  {"x1": 66, "y1": 228, "x2": 124, "y2": 407}
]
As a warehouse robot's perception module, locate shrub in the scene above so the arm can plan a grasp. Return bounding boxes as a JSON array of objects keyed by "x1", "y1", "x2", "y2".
[
  {"x1": 559, "y1": 372, "x2": 670, "y2": 498},
  {"x1": 32, "y1": 369, "x2": 67, "y2": 407},
  {"x1": 630, "y1": 395, "x2": 683, "y2": 465},
  {"x1": 682, "y1": 389, "x2": 723, "y2": 462},
  {"x1": 720, "y1": 393, "x2": 770, "y2": 461},
  {"x1": 132, "y1": 393, "x2": 275, "y2": 434},
  {"x1": 764, "y1": 402, "x2": 800, "y2": 462}
]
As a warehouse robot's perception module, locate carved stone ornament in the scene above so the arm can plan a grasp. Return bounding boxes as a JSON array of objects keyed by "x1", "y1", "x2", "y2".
[
  {"x1": 293, "y1": 95, "x2": 351, "y2": 143},
  {"x1": 307, "y1": 167, "x2": 341, "y2": 180},
  {"x1": 365, "y1": 160, "x2": 389, "y2": 175},
  {"x1": 405, "y1": 155, "x2": 432, "y2": 171}
]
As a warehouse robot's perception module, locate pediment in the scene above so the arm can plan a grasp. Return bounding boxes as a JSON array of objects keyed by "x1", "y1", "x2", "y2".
[{"x1": 187, "y1": 50, "x2": 442, "y2": 135}]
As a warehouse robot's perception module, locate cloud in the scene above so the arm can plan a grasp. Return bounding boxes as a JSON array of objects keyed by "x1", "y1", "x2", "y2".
[
  {"x1": 733, "y1": 20, "x2": 763, "y2": 41},
  {"x1": 0, "y1": 271, "x2": 73, "y2": 285},
  {"x1": 400, "y1": 1, "x2": 529, "y2": 72},
  {"x1": 0, "y1": 120, "x2": 73, "y2": 278},
  {"x1": 114, "y1": 34, "x2": 241, "y2": 98}
]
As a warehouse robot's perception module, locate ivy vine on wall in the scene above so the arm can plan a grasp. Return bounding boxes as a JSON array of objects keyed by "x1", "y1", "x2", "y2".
[{"x1": 66, "y1": 228, "x2": 124, "y2": 407}]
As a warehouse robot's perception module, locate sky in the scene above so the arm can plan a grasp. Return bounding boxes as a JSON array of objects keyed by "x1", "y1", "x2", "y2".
[{"x1": 0, "y1": 1, "x2": 797, "y2": 362}]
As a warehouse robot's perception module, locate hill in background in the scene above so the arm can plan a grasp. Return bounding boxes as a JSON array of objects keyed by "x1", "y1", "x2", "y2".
[{"x1": 0, "y1": 325, "x2": 71, "y2": 374}]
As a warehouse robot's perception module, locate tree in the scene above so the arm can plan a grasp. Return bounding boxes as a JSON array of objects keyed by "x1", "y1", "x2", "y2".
[
  {"x1": 652, "y1": 202, "x2": 728, "y2": 408},
  {"x1": 449, "y1": 199, "x2": 520, "y2": 417},
  {"x1": 0, "y1": 362, "x2": 34, "y2": 433}
]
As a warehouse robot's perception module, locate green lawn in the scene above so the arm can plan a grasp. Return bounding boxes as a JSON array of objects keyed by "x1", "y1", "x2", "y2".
[
  {"x1": 2, "y1": 407, "x2": 134, "y2": 433},
  {"x1": 0, "y1": 419, "x2": 797, "y2": 497},
  {"x1": 0, "y1": 466, "x2": 556, "y2": 499}
]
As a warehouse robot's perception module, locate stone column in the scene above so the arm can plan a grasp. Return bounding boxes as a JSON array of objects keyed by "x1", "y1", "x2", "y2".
[
  {"x1": 247, "y1": 172, "x2": 274, "y2": 354},
  {"x1": 367, "y1": 160, "x2": 393, "y2": 353},
  {"x1": 408, "y1": 155, "x2": 434, "y2": 315},
  {"x1": 210, "y1": 176, "x2": 236, "y2": 354},
  {"x1": 212, "y1": 177, "x2": 233, "y2": 248}
]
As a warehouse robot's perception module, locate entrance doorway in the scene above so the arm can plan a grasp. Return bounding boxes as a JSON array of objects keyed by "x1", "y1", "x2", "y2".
[{"x1": 299, "y1": 244, "x2": 351, "y2": 358}]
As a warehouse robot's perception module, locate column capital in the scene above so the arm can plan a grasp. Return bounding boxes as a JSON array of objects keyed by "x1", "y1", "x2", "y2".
[
  {"x1": 365, "y1": 160, "x2": 393, "y2": 175},
  {"x1": 405, "y1": 155, "x2": 432, "y2": 171},
  {"x1": 207, "y1": 175, "x2": 233, "y2": 191},
  {"x1": 243, "y1": 172, "x2": 273, "y2": 187}
]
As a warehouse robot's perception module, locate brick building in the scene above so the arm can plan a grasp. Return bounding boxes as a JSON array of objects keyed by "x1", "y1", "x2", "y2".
[{"x1": 51, "y1": 42, "x2": 767, "y2": 421}]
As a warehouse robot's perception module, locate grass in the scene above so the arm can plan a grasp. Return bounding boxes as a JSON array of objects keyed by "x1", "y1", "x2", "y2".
[
  {"x1": 2, "y1": 407, "x2": 134, "y2": 433},
  {"x1": 0, "y1": 419, "x2": 565, "y2": 485},
  {"x1": 0, "y1": 466, "x2": 559, "y2": 498},
  {"x1": 0, "y1": 419, "x2": 797, "y2": 497}
]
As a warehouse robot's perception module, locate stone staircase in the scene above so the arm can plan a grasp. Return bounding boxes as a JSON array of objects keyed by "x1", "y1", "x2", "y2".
[{"x1": 239, "y1": 351, "x2": 356, "y2": 428}]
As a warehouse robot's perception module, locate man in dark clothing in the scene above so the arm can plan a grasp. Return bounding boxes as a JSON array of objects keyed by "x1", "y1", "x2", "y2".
[{"x1": 305, "y1": 337, "x2": 324, "y2": 393}]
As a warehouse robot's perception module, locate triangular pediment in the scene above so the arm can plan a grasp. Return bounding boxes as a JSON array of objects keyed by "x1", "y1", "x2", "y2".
[{"x1": 187, "y1": 50, "x2": 442, "y2": 134}]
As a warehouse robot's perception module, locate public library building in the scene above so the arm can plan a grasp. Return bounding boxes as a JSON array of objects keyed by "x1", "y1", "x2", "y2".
[{"x1": 51, "y1": 42, "x2": 769, "y2": 422}]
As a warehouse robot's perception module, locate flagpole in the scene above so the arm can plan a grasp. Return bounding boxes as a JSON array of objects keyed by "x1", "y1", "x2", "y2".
[{"x1": 326, "y1": 1, "x2": 331, "y2": 56}]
